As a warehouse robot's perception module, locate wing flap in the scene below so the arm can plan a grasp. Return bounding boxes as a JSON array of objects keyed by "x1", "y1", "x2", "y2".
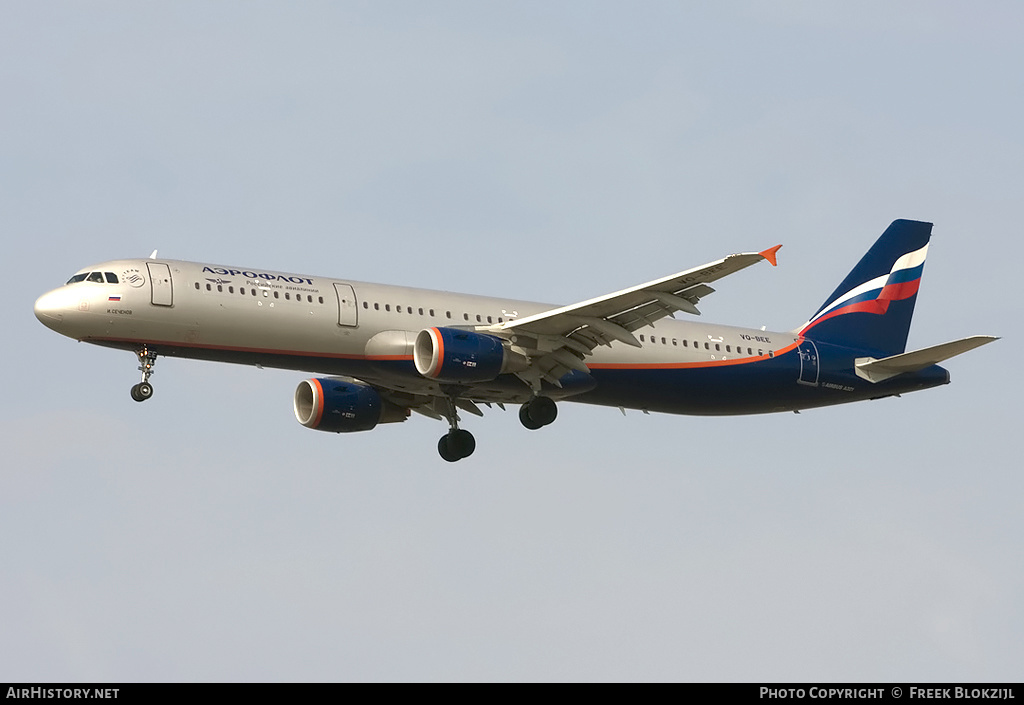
[
  {"x1": 483, "y1": 246, "x2": 779, "y2": 392},
  {"x1": 501, "y1": 250, "x2": 775, "y2": 341}
]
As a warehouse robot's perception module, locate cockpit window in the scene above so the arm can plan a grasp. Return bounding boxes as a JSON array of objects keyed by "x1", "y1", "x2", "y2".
[
  {"x1": 105, "y1": 272, "x2": 118, "y2": 284},
  {"x1": 87, "y1": 272, "x2": 104, "y2": 283},
  {"x1": 66, "y1": 273, "x2": 89, "y2": 284}
]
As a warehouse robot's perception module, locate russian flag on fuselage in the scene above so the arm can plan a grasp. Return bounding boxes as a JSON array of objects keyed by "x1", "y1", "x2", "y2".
[{"x1": 798, "y1": 220, "x2": 932, "y2": 356}]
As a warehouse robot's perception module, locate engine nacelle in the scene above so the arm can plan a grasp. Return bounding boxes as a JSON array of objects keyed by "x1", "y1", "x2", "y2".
[
  {"x1": 294, "y1": 378, "x2": 408, "y2": 433},
  {"x1": 414, "y1": 327, "x2": 526, "y2": 383}
]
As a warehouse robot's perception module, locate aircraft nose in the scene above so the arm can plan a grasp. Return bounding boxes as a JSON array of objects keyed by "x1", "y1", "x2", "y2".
[{"x1": 34, "y1": 289, "x2": 66, "y2": 330}]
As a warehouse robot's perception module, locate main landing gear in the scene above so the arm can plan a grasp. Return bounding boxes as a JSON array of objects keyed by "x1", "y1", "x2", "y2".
[
  {"x1": 437, "y1": 392, "x2": 476, "y2": 463},
  {"x1": 130, "y1": 347, "x2": 157, "y2": 402},
  {"x1": 519, "y1": 396, "x2": 557, "y2": 430},
  {"x1": 434, "y1": 392, "x2": 559, "y2": 462},
  {"x1": 438, "y1": 428, "x2": 476, "y2": 463}
]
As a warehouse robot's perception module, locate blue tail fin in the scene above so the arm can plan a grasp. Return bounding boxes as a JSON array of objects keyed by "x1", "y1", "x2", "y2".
[{"x1": 797, "y1": 219, "x2": 932, "y2": 356}]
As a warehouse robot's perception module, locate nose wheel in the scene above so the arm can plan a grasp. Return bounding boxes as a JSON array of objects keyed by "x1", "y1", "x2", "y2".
[
  {"x1": 130, "y1": 347, "x2": 158, "y2": 402},
  {"x1": 130, "y1": 381, "x2": 154, "y2": 402}
]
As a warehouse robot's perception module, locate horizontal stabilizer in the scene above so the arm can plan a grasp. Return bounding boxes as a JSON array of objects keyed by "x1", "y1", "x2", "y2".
[{"x1": 854, "y1": 335, "x2": 998, "y2": 383}]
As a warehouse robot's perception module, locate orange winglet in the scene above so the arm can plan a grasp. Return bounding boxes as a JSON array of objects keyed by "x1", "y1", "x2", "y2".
[{"x1": 759, "y1": 244, "x2": 782, "y2": 267}]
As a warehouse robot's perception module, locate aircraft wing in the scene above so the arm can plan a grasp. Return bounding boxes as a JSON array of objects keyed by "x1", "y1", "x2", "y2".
[{"x1": 489, "y1": 245, "x2": 781, "y2": 388}]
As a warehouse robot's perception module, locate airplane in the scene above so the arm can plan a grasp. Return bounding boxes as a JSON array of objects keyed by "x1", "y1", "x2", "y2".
[{"x1": 34, "y1": 219, "x2": 996, "y2": 462}]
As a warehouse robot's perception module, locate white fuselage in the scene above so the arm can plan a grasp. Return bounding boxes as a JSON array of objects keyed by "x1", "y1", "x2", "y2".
[{"x1": 35, "y1": 258, "x2": 800, "y2": 407}]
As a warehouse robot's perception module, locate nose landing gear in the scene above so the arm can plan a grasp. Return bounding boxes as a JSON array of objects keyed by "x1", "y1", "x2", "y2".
[
  {"x1": 130, "y1": 381, "x2": 153, "y2": 402},
  {"x1": 130, "y1": 347, "x2": 158, "y2": 402}
]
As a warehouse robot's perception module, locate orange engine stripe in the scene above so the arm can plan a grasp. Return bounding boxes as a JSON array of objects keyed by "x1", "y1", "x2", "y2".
[
  {"x1": 311, "y1": 378, "x2": 325, "y2": 428},
  {"x1": 431, "y1": 327, "x2": 444, "y2": 377}
]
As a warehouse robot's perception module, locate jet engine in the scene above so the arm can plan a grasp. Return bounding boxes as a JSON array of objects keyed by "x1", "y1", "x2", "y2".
[
  {"x1": 294, "y1": 378, "x2": 409, "y2": 433},
  {"x1": 413, "y1": 327, "x2": 527, "y2": 383}
]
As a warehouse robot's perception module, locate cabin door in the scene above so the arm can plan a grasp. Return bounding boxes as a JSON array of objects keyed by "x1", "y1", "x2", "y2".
[
  {"x1": 797, "y1": 339, "x2": 819, "y2": 386},
  {"x1": 334, "y1": 283, "x2": 358, "y2": 327},
  {"x1": 146, "y1": 262, "x2": 173, "y2": 306}
]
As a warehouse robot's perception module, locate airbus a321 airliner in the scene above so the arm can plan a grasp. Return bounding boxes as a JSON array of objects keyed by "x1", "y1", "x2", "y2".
[{"x1": 35, "y1": 219, "x2": 995, "y2": 461}]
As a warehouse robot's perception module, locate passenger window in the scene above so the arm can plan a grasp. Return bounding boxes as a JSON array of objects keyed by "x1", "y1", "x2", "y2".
[
  {"x1": 229, "y1": 286, "x2": 235, "y2": 293},
  {"x1": 194, "y1": 282, "x2": 200, "y2": 290},
  {"x1": 105, "y1": 273, "x2": 118, "y2": 283},
  {"x1": 476, "y1": 315, "x2": 482, "y2": 323},
  {"x1": 661, "y1": 337, "x2": 666, "y2": 344},
  {"x1": 726, "y1": 345, "x2": 731, "y2": 353},
  {"x1": 429, "y1": 309, "x2": 435, "y2": 317},
  {"x1": 397, "y1": 305, "x2": 402, "y2": 313},
  {"x1": 263, "y1": 290, "x2": 269, "y2": 297},
  {"x1": 418, "y1": 308, "x2": 424, "y2": 315},
  {"x1": 487, "y1": 316, "x2": 492, "y2": 324},
  {"x1": 274, "y1": 291, "x2": 279, "y2": 299},
  {"x1": 446, "y1": 311, "x2": 452, "y2": 319},
  {"x1": 704, "y1": 343, "x2": 710, "y2": 350},
  {"x1": 463, "y1": 313, "x2": 469, "y2": 321},
  {"x1": 715, "y1": 344, "x2": 721, "y2": 351},
  {"x1": 217, "y1": 285, "x2": 223, "y2": 292},
  {"x1": 672, "y1": 339, "x2": 677, "y2": 346},
  {"x1": 640, "y1": 335, "x2": 645, "y2": 342},
  {"x1": 385, "y1": 304, "x2": 390, "y2": 311},
  {"x1": 362, "y1": 301, "x2": 368, "y2": 308},
  {"x1": 307, "y1": 295, "x2": 313, "y2": 303},
  {"x1": 319, "y1": 296, "x2": 324, "y2": 304},
  {"x1": 206, "y1": 283, "x2": 211, "y2": 291}
]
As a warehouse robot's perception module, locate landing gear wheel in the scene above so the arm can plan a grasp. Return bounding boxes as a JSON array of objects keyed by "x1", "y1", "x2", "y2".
[
  {"x1": 132, "y1": 347, "x2": 158, "y2": 403},
  {"x1": 450, "y1": 429, "x2": 476, "y2": 458},
  {"x1": 520, "y1": 396, "x2": 557, "y2": 429},
  {"x1": 438, "y1": 429, "x2": 476, "y2": 462},
  {"x1": 130, "y1": 382, "x2": 154, "y2": 402},
  {"x1": 519, "y1": 404, "x2": 544, "y2": 430},
  {"x1": 438, "y1": 435, "x2": 459, "y2": 462}
]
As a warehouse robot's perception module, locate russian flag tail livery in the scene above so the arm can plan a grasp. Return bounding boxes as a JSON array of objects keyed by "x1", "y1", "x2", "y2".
[{"x1": 798, "y1": 219, "x2": 932, "y2": 356}]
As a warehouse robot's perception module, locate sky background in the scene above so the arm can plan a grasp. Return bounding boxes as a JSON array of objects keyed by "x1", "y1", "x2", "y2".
[{"x1": 2, "y1": 1, "x2": 1020, "y2": 682}]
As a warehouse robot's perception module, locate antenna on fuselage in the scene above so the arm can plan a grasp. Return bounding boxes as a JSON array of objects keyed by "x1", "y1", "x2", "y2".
[{"x1": 149, "y1": 250, "x2": 158, "y2": 260}]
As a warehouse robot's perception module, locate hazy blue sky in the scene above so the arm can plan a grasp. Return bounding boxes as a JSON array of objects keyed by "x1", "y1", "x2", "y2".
[{"x1": 2, "y1": 1, "x2": 1020, "y2": 681}]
